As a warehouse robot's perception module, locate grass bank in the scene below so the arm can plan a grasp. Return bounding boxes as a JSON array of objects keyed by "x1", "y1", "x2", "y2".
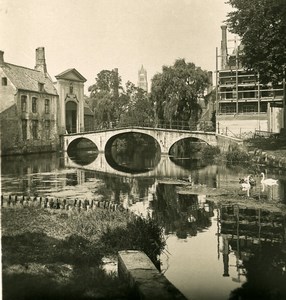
[{"x1": 1, "y1": 206, "x2": 165, "y2": 300}]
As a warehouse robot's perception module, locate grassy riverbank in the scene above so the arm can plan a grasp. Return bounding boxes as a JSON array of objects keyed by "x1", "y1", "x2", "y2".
[{"x1": 1, "y1": 206, "x2": 165, "y2": 300}]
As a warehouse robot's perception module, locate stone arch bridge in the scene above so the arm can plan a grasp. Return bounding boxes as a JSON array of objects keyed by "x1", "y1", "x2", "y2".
[{"x1": 63, "y1": 126, "x2": 217, "y2": 154}]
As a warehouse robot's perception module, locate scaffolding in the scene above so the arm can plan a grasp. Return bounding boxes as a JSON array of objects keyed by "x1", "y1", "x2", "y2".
[{"x1": 215, "y1": 30, "x2": 284, "y2": 135}]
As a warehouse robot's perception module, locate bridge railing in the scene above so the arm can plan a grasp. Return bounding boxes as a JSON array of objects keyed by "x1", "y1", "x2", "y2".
[{"x1": 83, "y1": 120, "x2": 215, "y2": 133}]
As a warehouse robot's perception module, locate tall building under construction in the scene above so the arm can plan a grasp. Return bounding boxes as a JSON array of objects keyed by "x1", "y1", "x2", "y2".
[{"x1": 216, "y1": 25, "x2": 284, "y2": 137}]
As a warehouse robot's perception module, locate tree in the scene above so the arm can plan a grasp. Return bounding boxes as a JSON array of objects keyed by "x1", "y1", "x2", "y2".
[
  {"x1": 88, "y1": 69, "x2": 122, "y2": 99},
  {"x1": 150, "y1": 59, "x2": 210, "y2": 127},
  {"x1": 226, "y1": 0, "x2": 286, "y2": 84},
  {"x1": 118, "y1": 81, "x2": 154, "y2": 126},
  {"x1": 88, "y1": 69, "x2": 124, "y2": 127}
]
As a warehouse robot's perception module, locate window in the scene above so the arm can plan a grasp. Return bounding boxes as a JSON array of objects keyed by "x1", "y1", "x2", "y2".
[
  {"x1": 242, "y1": 104, "x2": 255, "y2": 113},
  {"x1": 22, "y1": 120, "x2": 27, "y2": 140},
  {"x1": 45, "y1": 99, "x2": 50, "y2": 114},
  {"x1": 38, "y1": 82, "x2": 44, "y2": 91},
  {"x1": 221, "y1": 104, "x2": 236, "y2": 114},
  {"x1": 21, "y1": 96, "x2": 27, "y2": 112},
  {"x1": 2, "y1": 77, "x2": 7, "y2": 86},
  {"x1": 45, "y1": 120, "x2": 51, "y2": 139},
  {"x1": 32, "y1": 97, "x2": 37, "y2": 113},
  {"x1": 243, "y1": 91, "x2": 255, "y2": 99},
  {"x1": 32, "y1": 120, "x2": 38, "y2": 139}
]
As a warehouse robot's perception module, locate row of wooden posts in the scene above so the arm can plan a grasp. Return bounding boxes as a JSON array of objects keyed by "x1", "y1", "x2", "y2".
[{"x1": 1, "y1": 194, "x2": 122, "y2": 212}]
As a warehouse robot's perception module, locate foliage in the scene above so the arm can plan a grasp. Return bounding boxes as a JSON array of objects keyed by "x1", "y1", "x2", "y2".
[
  {"x1": 200, "y1": 145, "x2": 221, "y2": 160},
  {"x1": 87, "y1": 71, "x2": 154, "y2": 128},
  {"x1": 226, "y1": 0, "x2": 286, "y2": 84},
  {"x1": 101, "y1": 215, "x2": 166, "y2": 265},
  {"x1": 112, "y1": 133, "x2": 158, "y2": 156},
  {"x1": 246, "y1": 135, "x2": 286, "y2": 150},
  {"x1": 117, "y1": 81, "x2": 154, "y2": 126},
  {"x1": 88, "y1": 69, "x2": 122, "y2": 97},
  {"x1": 226, "y1": 144, "x2": 250, "y2": 164},
  {"x1": 87, "y1": 69, "x2": 126, "y2": 127},
  {"x1": 150, "y1": 58, "x2": 210, "y2": 126}
]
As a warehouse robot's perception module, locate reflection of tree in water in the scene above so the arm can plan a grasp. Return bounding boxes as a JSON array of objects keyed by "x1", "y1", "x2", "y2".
[
  {"x1": 110, "y1": 133, "x2": 161, "y2": 171},
  {"x1": 170, "y1": 157, "x2": 208, "y2": 170},
  {"x1": 152, "y1": 183, "x2": 214, "y2": 238},
  {"x1": 169, "y1": 138, "x2": 205, "y2": 159},
  {"x1": 229, "y1": 244, "x2": 286, "y2": 300},
  {"x1": 96, "y1": 173, "x2": 156, "y2": 205}
]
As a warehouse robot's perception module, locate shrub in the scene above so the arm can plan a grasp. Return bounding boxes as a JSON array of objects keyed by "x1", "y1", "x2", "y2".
[
  {"x1": 226, "y1": 144, "x2": 249, "y2": 164},
  {"x1": 200, "y1": 145, "x2": 221, "y2": 160},
  {"x1": 100, "y1": 215, "x2": 166, "y2": 266}
]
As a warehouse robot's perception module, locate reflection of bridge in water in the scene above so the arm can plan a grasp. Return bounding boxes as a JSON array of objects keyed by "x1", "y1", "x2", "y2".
[{"x1": 64, "y1": 152, "x2": 195, "y2": 178}]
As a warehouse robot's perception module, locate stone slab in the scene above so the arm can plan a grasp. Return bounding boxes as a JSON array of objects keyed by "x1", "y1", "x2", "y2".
[{"x1": 118, "y1": 250, "x2": 187, "y2": 300}]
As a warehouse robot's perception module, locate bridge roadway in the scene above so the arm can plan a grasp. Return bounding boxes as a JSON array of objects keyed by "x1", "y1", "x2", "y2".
[{"x1": 63, "y1": 126, "x2": 217, "y2": 154}]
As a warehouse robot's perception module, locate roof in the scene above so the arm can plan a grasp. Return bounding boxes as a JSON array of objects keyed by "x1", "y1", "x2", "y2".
[
  {"x1": 1, "y1": 63, "x2": 58, "y2": 95},
  {"x1": 55, "y1": 68, "x2": 87, "y2": 82}
]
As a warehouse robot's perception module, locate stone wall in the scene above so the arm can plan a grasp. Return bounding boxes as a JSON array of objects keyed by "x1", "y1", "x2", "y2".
[{"x1": 216, "y1": 133, "x2": 245, "y2": 153}]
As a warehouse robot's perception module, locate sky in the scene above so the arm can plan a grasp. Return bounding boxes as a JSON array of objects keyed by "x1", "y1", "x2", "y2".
[{"x1": 0, "y1": 0, "x2": 234, "y2": 94}]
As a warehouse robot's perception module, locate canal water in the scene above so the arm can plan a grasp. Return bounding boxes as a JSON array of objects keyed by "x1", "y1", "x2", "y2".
[{"x1": 1, "y1": 150, "x2": 286, "y2": 300}]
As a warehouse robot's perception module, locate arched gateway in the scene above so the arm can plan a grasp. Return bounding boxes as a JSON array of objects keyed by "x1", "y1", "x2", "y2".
[
  {"x1": 55, "y1": 69, "x2": 87, "y2": 135},
  {"x1": 63, "y1": 127, "x2": 217, "y2": 155}
]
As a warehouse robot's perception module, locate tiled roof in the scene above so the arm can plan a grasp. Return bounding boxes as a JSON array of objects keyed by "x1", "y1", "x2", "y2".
[{"x1": 2, "y1": 63, "x2": 58, "y2": 95}]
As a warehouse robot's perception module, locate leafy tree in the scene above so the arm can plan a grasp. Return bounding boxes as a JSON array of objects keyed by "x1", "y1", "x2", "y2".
[
  {"x1": 118, "y1": 81, "x2": 154, "y2": 126},
  {"x1": 150, "y1": 59, "x2": 210, "y2": 127},
  {"x1": 88, "y1": 69, "x2": 122, "y2": 99},
  {"x1": 88, "y1": 69, "x2": 124, "y2": 127},
  {"x1": 226, "y1": 0, "x2": 286, "y2": 84}
]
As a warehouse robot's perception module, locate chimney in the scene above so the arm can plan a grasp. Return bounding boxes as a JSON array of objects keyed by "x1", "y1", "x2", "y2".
[
  {"x1": 0, "y1": 50, "x2": 4, "y2": 66},
  {"x1": 220, "y1": 25, "x2": 228, "y2": 70},
  {"x1": 35, "y1": 47, "x2": 47, "y2": 73}
]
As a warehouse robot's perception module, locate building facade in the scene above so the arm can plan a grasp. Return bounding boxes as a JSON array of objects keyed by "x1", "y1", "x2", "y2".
[
  {"x1": 55, "y1": 69, "x2": 86, "y2": 134},
  {"x1": 137, "y1": 65, "x2": 148, "y2": 92},
  {"x1": 0, "y1": 48, "x2": 87, "y2": 155},
  {"x1": 0, "y1": 48, "x2": 59, "y2": 155},
  {"x1": 216, "y1": 26, "x2": 284, "y2": 137}
]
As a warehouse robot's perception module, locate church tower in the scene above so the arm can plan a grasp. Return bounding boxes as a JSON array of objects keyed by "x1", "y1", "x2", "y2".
[{"x1": 137, "y1": 65, "x2": 148, "y2": 92}]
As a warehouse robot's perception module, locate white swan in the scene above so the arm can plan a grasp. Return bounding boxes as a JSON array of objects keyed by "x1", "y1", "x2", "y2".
[{"x1": 261, "y1": 172, "x2": 278, "y2": 185}]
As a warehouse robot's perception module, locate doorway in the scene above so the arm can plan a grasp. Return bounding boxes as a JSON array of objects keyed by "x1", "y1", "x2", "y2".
[{"x1": 66, "y1": 101, "x2": 77, "y2": 133}]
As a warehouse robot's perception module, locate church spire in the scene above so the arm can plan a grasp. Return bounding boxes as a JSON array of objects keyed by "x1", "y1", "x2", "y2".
[{"x1": 137, "y1": 65, "x2": 148, "y2": 92}]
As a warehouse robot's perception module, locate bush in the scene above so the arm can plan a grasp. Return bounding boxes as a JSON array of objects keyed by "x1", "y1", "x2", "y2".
[
  {"x1": 226, "y1": 144, "x2": 249, "y2": 164},
  {"x1": 200, "y1": 145, "x2": 221, "y2": 160},
  {"x1": 100, "y1": 215, "x2": 166, "y2": 266}
]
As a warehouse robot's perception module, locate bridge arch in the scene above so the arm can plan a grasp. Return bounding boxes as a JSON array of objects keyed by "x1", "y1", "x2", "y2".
[
  {"x1": 67, "y1": 137, "x2": 98, "y2": 152},
  {"x1": 104, "y1": 131, "x2": 161, "y2": 153}
]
